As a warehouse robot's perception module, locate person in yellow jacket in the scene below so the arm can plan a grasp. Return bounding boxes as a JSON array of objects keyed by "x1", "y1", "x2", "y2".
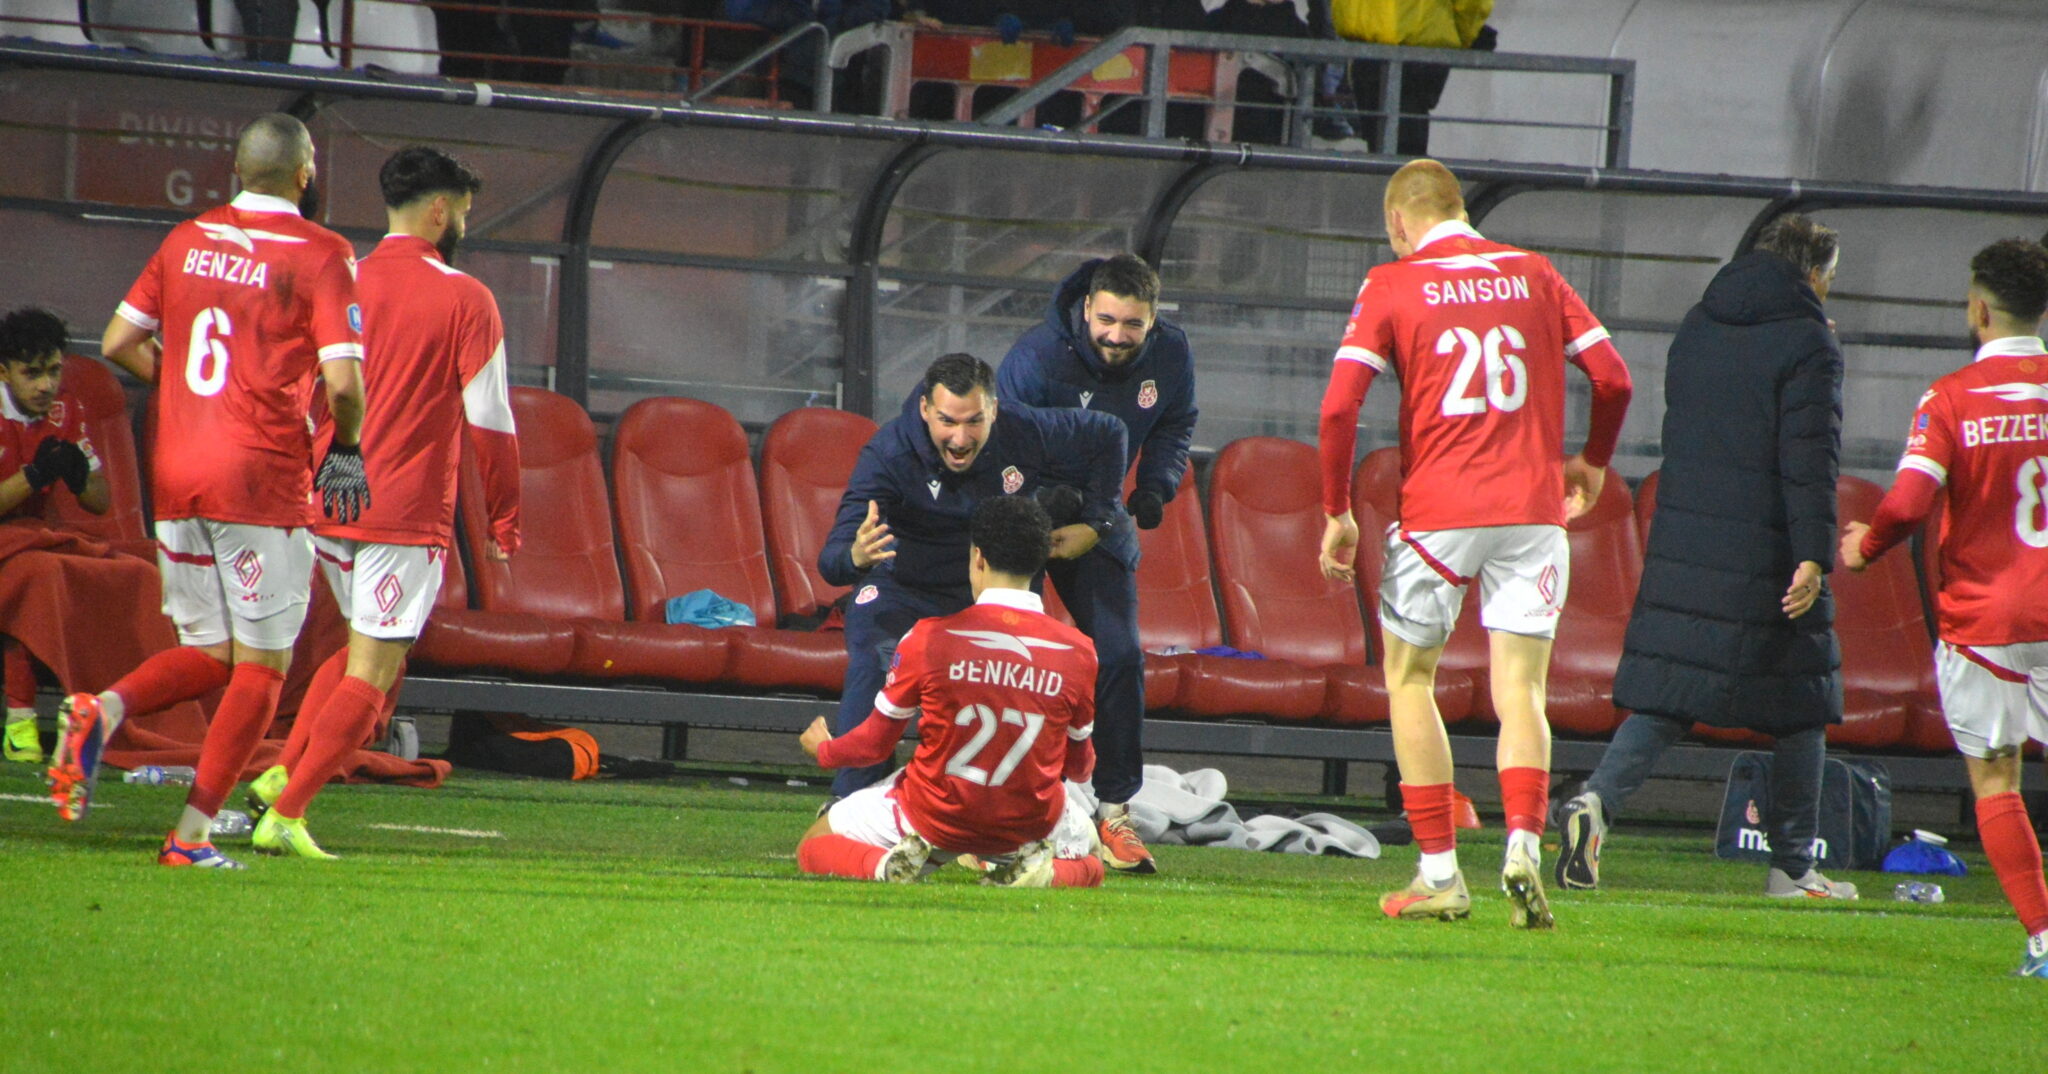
[{"x1": 1331, "y1": 0, "x2": 1494, "y2": 155}]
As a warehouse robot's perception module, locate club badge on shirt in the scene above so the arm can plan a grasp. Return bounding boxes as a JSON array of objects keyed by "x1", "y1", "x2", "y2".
[
  {"x1": 46, "y1": 400, "x2": 65, "y2": 427},
  {"x1": 1002, "y1": 466, "x2": 1023, "y2": 494},
  {"x1": 1137, "y1": 380, "x2": 1158, "y2": 409}
]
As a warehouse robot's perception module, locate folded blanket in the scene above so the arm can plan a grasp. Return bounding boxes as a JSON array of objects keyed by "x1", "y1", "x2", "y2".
[{"x1": 1069, "y1": 764, "x2": 1379, "y2": 858}]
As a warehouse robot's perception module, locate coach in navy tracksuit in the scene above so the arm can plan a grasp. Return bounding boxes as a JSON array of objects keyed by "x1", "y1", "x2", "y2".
[
  {"x1": 818, "y1": 354, "x2": 1133, "y2": 798},
  {"x1": 995, "y1": 254, "x2": 1196, "y2": 872}
]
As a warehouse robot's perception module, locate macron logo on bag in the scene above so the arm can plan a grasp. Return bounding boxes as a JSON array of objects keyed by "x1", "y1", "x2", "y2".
[{"x1": 947, "y1": 629, "x2": 1071, "y2": 662}]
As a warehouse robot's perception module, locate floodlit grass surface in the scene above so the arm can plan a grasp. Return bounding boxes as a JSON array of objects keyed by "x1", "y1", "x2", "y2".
[{"x1": 2, "y1": 762, "x2": 2039, "y2": 1074}]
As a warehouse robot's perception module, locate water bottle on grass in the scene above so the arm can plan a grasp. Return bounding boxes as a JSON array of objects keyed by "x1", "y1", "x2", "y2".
[
  {"x1": 1893, "y1": 882, "x2": 1945, "y2": 904},
  {"x1": 122, "y1": 765, "x2": 196, "y2": 786}
]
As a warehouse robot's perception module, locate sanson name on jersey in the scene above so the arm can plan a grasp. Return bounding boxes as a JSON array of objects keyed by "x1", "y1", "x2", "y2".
[
  {"x1": 1422, "y1": 275, "x2": 1532, "y2": 306},
  {"x1": 181, "y1": 248, "x2": 269, "y2": 288}
]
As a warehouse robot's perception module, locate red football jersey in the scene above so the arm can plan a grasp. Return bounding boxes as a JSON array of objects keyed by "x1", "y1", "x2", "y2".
[
  {"x1": 115, "y1": 191, "x2": 362, "y2": 528},
  {"x1": 0, "y1": 382, "x2": 100, "y2": 520},
  {"x1": 1329, "y1": 221, "x2": 1625, "y2": 529},
  {"x1": 315, "y1": 235, "x2": 520, "y2": 550},
  {"x1": 1898, "y1": 336, "x2": 2048, "y2": 645},
  {"x1": 879, "y1": 590, "x2": 1097, "y2": 855}
]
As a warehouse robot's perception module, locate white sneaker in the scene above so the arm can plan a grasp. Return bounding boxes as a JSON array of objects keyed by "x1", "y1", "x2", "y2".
[
  {"x1": 875, "y1": 833, "x2": 932, "y2": 883},
  {"x1": 1765, "y1": 867, "x2": 1859, "y2": 899}
]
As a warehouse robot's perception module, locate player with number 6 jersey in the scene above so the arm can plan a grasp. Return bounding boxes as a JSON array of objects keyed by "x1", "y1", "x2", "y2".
[
  {"x1": 798, "y1": 496, "x2": 1105, "y2": 888},
  {"x1": 1316, "y1": 160, "x2": 1630, "y2": 928},
  {"x1": 54, "y1": 114, "x2": 366, "y2": 870}
]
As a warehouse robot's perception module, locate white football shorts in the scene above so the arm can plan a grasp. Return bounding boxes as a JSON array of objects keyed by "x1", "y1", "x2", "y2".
[
  {"x1": 1934, "y1": 640, "x2": 2048, "y2": 759},
  {"x1": 313, "y1": 535, "x2": 446, "y2": 641},
  {"x1": 827, "y1": 769, "x2": 1096, "y2": 863},
  {"x1": 1378, "y1": 523, "x2": 1569, "y2": 647},
  {"x1": 155, "y1": 517, "x2": 314, "y2": 649}
]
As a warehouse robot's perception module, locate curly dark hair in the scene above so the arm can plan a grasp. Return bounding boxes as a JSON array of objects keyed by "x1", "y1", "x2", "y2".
[
  {"x1": 380, "y1": 145, "x2": 483, "y2": 209},
  {"x1": 922, "y1": 352, "x2": 995, "y2": 401},
  {"x1": 0, "y1": 307, "x2": 66, "y2": 366},
  {"x1": 1972, "y1": 239, "x2": 2048, "y2": 324},
  {"x1": 970, "y1": 494, "x2": 1052, "y2": 578}
]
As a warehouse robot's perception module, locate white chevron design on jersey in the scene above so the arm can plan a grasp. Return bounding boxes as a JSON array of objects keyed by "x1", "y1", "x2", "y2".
[
  {"x1": 1413, "y1": 250, "x2": 1528, "y2": 273},
  {"x1": 947, "y1": 629, "x2": 1072, "y2": 661},
  {"x1": 1968, "y1": 382, "x2": 2048, "y2": 404},
  {"x1": 196, "y1": 221, "x2": 309, "y2": 254}
]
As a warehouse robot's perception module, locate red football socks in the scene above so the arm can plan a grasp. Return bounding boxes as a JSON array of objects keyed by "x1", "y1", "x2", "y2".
[
  {"x1": 797, "y1": 834, "x2": 886, "y2": 879},
  {"x1": 3, "y1": 637, "x2": 33, "y2": 708},
  {"x1": 274, "y1": 675, "x2": 386, "y2": 820},
  {"x1": 185, "y1": 663, "x2": 285, "y2": 818},
  {"x1": 1052, "y1": 856, "x2": 1105, "y2": 888},
  {"x1": 1499, "y1": 766, "x2": 1550, "y2": 836},
  {"x1": 1977, "y1": 792, "x2": 2048, "y2": 936},
  {"x1": 109, "y1": 646, "x2": 233, "y2": 719},
  {"x1": 280, "y1": 648, "x2": 348, "y2": 772},
  {"x1": 1402, "y1": 782, "x2": 1458, "y2": 854}
]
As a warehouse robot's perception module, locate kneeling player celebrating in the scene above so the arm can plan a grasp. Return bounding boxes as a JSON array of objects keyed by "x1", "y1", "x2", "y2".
[{"x1": 797, "y1": 496, "x2": 1106, "y2": 888}]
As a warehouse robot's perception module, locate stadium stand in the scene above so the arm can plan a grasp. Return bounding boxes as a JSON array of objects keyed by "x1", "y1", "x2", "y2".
[{"x1": 0, "y1": 0, "x2": 89, "y2": 45}]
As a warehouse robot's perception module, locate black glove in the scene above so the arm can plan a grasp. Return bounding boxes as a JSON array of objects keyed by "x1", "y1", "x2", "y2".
[
  {"x1": 1127, "y1": 489, "x2": 1164, "y2": 530},
  {"x1": 315, "y1": 441, "x2": 371, "y2": 524},
  {"x1": 1032, "y1": 483, "x2": 1084, "y2": 527},
  {"x1": 22, "y1": 437, "x2": 79, "y2": 492}
]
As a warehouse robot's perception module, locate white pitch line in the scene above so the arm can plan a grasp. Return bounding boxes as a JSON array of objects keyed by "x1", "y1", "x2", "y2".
[
  {"x1": 365, "y1": 823, "x2": 504, "y2": 839},
  {"x1": 0, "y1": 792, "x2": 108, "y2": 808}
]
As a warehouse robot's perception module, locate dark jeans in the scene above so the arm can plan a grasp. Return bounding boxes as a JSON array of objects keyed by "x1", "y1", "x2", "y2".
[
  {"x1": 1044, "y1": 548, "x2": 1144, "y2": 805},
  {"x1": 1585, "y1": 711, "x2": 1826, "y2": 876}
]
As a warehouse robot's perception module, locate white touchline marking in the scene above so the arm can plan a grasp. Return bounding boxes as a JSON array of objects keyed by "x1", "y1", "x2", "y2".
[
  {"x1": 365, "y1": 823, "x2": 504, "y2": 839},
  {"x1": 0, "y1": 793, "x2": 109, "y2": 808}
]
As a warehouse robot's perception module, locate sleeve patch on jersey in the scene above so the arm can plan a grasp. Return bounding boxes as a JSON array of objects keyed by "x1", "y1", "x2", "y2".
[
  {"x1": 1898, "y1": 455, "x2": 1948, "y2": 485},
  {"x1": 115, "y1": 302, "x2": 160, "y2": 332},
  {"x1": 1564, "y1": 326, "x2": 1611, "y2": 356},
  {"x1": 463, "y1": 345, "x2": 517, "y2": 434},
  {"x1": 347, "y1": 303, "x2": 363, "y2": 334},
  {"x1": 1334, "y1": 345, "x2": 1388, "y2": 373}
]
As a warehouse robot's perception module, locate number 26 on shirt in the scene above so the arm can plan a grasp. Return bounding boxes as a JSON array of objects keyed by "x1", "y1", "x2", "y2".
[{"x1": 1439, "y1": 323, "x2": 1527, "y2": 417}]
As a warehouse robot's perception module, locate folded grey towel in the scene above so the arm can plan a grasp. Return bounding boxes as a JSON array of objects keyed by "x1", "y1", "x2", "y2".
[{"x1": 1072, "y1": 765, "x2": 1379, "y2": 859}]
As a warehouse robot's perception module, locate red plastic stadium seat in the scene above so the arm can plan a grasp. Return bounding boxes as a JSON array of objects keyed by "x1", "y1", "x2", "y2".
[
  {"x1": 458, "y1": 387, "x2": 728, "y2": 682},
  {"x1": 1208, "y1": 438, "x2": 1394, "y2": 724},
  {"x1": 1127, "y1": 468, "x2": 1216, "y2": 711},
  {"x1": 1824, "y1": 475, "x2": 1917, "y2": 749},
  {"x1": 45, "y1": 355, "x2": 147, "y2": 545},
  {"x1": 611, "y1": 397, "x2": 843, "y2": 693},
  {"x1": 759, "y1": 407, "x2": 876, "y2": 623},
  {"x1": 1349, "y1": 448, "x2": 1484, "y2": 724},
  {"x1": 1541, "y1": 465, "x2": 1638, "y2": 737},
  {"x1": 411, "y1": 531, "x2": 581, "y2": 675}
]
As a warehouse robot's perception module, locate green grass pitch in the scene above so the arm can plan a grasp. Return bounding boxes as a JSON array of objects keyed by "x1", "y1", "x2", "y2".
[{"x1": 2, "y1": 762, "x2": 2038, "y2": 1074}]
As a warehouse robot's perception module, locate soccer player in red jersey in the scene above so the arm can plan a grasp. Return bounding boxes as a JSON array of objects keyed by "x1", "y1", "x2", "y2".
[
  {"x1": 51, "y1": 114, "x2": 368, "y2": 869},
  {"x1": 0, "y1": 308, "x2": 109, "y2": 763},
  {"x1": 1842, "y1": 238, "x2": 2048, "y2": 977},
  {"x1": 1317, "y1": 160, "x2": 1632, "y2": 926},
  {"x1": 243, "y1": 145, "x2": 522, "y2": 859},
  {"x1": 797, "y1": 495, "x2": 1106, "y2": 888}
]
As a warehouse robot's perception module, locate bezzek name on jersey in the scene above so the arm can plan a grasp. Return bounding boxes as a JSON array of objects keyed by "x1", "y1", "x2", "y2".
[
  {"x1": 948, "y1": 659, "x2": 1066, "y2": 697},
  {"x1": 1961, "y1": 411, "x2": 2048, "y2": 448},
  {"x1": 1421, "y1": 275, "x2": 1532, "y2": 306},
  {"x1": 181, "y1": 247, "x2": 269, "y2": 288}
]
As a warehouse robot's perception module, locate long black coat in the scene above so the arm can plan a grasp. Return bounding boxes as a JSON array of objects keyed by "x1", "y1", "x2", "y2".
[{"x1": 1611, "y1": 252, "x2": 1844, "y2": 733}]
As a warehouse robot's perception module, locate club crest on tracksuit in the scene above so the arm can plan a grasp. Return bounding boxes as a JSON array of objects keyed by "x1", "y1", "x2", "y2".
[
  {"x1": 855, "y1": 584, "x2": 879, "y2": 605},
  {"x1": 1002, "y1": 466, "x2": 1023, "y2": 494},
  {"x1": 1137, "y1": 380, "x2": 1158, "y2": 409}
]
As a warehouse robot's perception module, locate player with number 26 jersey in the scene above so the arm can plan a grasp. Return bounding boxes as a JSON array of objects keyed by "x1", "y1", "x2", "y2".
[
  {"x1": 817, "y1": 590, "x2": 1097, "y2": 856},
  {"x1": 1320, "y1": 220, "x2": 1631, "y2": 528},
  {"x1": 115, "y1": 191, "x2": 362, "y2": 528}
]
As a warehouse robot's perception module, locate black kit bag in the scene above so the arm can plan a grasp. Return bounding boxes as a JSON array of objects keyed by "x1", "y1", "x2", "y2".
[{"x1": 1715, "y1": 751, "x2": 1893, "y2": 870}]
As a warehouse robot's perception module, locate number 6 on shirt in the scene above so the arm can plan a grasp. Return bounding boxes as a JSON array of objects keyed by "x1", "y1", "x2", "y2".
[{"x1": 187, "y1": 307, "x2": 232, "y2": 397}]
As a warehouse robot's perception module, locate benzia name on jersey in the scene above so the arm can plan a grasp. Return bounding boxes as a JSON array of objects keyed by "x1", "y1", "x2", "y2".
[
  {"x1": 1421, "y1": 275, "x2": 1531, "y2": 306},
  {"x1": 181, "y1": 248, "x2": 269, "y2": 288}
]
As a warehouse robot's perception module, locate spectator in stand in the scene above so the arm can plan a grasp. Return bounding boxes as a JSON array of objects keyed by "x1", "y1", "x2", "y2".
[
  {"x1": 0, "y1": 308, "x2": 110, "y2": 765},
  {"x1": 1333, "y1": 0, "x2": 1494, "y2": 156},
  {"x1": 723, "y1": 0, "x2": 895, "y2": 110},
  {"x1": 1555, "y1": 215, "x2": 1857, "y2": 901}
]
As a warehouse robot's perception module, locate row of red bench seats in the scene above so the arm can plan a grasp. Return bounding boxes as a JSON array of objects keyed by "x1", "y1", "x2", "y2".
[{"x1": 49, "y1": 356, "x2": 1953, "y2": 753}]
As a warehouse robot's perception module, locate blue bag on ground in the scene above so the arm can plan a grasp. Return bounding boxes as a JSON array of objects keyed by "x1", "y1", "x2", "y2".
[
  {"x1": 1883, "y1": 835, "x2": 1968, "y2": 876},
  {"x1": 665, "y1": 589, "x2": 756, "y2": 628}
]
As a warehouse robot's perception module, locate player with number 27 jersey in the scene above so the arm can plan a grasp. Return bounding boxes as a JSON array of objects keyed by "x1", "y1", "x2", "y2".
[
  {"x1": 817, "y1": 590, "x2": 1097, "y2": 855},
  {"x1": 1319, "y1": 220, "x2": 1631, "y2": 528},
  {"x1": 115, "y1": 191, "x2": 363, "y2": 528}
]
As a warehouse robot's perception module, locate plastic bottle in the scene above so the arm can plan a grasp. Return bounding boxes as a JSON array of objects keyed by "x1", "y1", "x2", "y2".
[
  {"x1": 122, "y1": 765, "x2": 196, "y2": 786},
  {"x1": 1893, "y1": 881, "x2": 1946, "y2": 904},
  {"x1": 209, "y1": 809, "x2": 254, "y2": 838}
]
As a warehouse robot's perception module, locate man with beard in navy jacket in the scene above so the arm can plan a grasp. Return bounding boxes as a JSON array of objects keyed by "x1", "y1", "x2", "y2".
[
  {"x1": 819, "y1": 353, "x2": 1139, "y2": 859},
  {"x1": 995, "y1": 254, "x2": 1198, "y2": 874}
]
